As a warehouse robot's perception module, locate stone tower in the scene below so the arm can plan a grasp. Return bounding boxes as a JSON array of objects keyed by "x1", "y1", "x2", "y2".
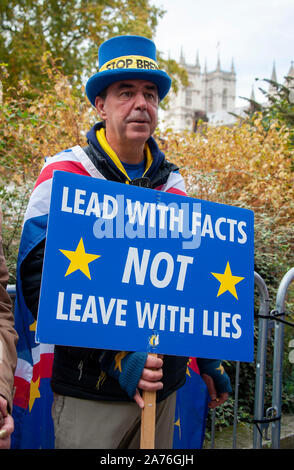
[
  {"x1": 268, "y1": 61, "x2": 278, "y2": 97},
  {"x1": 162, "y1": 50, "x2": 237, "y2": 130}
]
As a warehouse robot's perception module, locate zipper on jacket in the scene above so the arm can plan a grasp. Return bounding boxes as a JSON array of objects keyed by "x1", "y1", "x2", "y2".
[{"x1": 78, "y1": 360, "x2": 83, "y2": 380}]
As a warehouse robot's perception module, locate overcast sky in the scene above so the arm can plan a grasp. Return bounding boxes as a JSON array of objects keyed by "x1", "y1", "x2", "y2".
[{"x1": 154, "y1": 0, "x2": 294, "y2": 107}]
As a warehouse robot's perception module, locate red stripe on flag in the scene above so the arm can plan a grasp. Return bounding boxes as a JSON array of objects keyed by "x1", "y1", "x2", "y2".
[
  {"x1": 13, "y1": 376, "x2": 30, "y2": 409},
  {"x1": 39, "y1": 353, "x2": 54, "y2": 379},
  {"x1": 32, "y1": 353, "x2": 54, "y2": 381},
  {"x1": 189, "y1": 357, "x2": 200, "y2": 374},
  {"x1": 166, "y1": 187, "x2": 187, "y2": 196},
  {"x1": 154, "y1": 185, "x2": 187, "y2": 196},
  {"x1": 34, "y1": 161, "x2": 90, "y2": 189},
  {"x1": 13, "y1": 353, "x2": 54, "y2": 409}
]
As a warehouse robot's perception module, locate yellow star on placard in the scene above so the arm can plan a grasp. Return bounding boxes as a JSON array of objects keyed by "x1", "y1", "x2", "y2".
[
  {"x1": 211, "y1": 261, "x2": 244, "y2": 300},
  {"x1": 59, "y1": 237, "x2": 100, "y2": 280}
]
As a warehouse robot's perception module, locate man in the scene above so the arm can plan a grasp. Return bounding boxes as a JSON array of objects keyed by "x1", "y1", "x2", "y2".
[
  {"x1": 0, "y1": 207, "x2": 18, "y2": 449},
  {"x1": 18, "y1": 35, "x2": 231, "y2": 449}
]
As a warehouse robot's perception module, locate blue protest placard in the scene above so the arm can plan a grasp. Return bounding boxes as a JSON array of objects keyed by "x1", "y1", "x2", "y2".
[{"x1": 36, "y1": 170, "x2": 254, "y2": 362}]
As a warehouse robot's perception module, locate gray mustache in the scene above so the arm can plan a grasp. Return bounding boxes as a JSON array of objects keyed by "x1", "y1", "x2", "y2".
[{"x1": 126, "y1": 113, "x2": 151, "y2": 123}]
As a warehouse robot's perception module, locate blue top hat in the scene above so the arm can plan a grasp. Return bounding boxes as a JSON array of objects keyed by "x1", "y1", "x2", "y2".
[{"x1": 85, "y1": 35, "x2": 172, "y2": 106}]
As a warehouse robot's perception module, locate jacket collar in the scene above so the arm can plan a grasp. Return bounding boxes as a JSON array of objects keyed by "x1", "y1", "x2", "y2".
[{"x1": 86, "y1": 122, "x2": 165, "y2": 182}]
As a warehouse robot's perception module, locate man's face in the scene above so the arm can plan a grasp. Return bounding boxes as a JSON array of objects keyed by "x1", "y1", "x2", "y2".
[{"x1": 95, "y1": 79, "x2": 159, "y2": 151}]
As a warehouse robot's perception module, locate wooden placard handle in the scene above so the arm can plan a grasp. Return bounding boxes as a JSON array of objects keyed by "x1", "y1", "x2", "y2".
[
  {"x1": 140, "y1": 353, "x2": 157, "y2": 449},
  {"x1": 140, "y1": 389, "x2": 156, "y2": 449}
]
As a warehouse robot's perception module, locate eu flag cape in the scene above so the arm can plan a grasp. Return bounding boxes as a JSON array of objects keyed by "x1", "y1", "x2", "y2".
[{"x1": 173, "y1": 358, "x2": 209, "y2": 449}]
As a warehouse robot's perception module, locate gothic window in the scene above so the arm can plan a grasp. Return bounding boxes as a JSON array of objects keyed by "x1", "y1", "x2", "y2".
[
  {"x1": 208, "y1": 89, "x2": 213, "y2": 112},
  {"x1": 185, "y1": 89, "x2": 192, "y2": 106},
  {"x1": 222, "y1": 88, "x2": 228, "y2": 109}
]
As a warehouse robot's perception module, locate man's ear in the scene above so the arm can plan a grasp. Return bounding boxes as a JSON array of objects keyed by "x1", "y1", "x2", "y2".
[{"x1": 95, "y1": 96, "x2": 107, "y2": 120}]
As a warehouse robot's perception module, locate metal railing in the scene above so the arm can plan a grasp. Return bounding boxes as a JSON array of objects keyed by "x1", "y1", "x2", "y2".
[
  {"x1": 271, "y1": 268, "x2": 294, "y2": 448},
  {"x1": 208, "y1": 268, "x2": 294, "y2": 449},
  {"x1": 253, "y1": 271, "x2": 270, "y2": 449}
]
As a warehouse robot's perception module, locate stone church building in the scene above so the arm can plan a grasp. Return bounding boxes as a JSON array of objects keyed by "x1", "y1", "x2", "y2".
[
  {"x1": 162, "y1": 50, "x2": 237, "y2": 130},
  {"x1": 162, "y1": 51, "x2": 294, "y2": 131}
]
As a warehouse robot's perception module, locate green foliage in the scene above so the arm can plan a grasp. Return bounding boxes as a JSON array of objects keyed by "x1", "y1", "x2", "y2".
[
  {"x1": 0, "y1": 0, "x2": 187, "y2": 100},
  {"x1": 283, "y1": 372, "x2": 294, "y2": 414},
  {"x1": 0, "y1": 63, "x2": 96, "y2": 279},
  {"x1": 242, "y1": 76, "x2": 294, "y2": 152},
  {"x1": 0, "y1": 0, "x2": 162, "y2": 92}
]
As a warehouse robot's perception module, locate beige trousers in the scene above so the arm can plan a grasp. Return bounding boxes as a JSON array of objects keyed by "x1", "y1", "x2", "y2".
[{"x1": 52, "y1": 392, "x2": 176, "y2": 449}]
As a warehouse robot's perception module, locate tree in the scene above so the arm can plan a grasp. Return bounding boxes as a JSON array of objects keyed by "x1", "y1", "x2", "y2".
[
  {"x1": 0, "y1": 61, "x2": 96, "y2": 281},
  {"x1": 0, "y1": 0, "x2": 162, "y2": 91},
  {"x1": 256, "y1": 77, "x2": 294, "y2": 126},
  {"x1": 0, "y1": 0, "x2": 187, "y2": 98},
  {"x1": 240, "y1": 76, "x2": 294, "y2": 151}
]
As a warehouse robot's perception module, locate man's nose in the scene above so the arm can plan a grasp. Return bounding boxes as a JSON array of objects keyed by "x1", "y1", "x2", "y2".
[{"x1": 134, "y1": 92, "x2": 147, "y2": 110}]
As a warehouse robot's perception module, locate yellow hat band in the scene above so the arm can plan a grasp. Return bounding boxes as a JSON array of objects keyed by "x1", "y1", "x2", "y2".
[{"x1": 99, "y1": 55, "x2": 159, "y2": 73}]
